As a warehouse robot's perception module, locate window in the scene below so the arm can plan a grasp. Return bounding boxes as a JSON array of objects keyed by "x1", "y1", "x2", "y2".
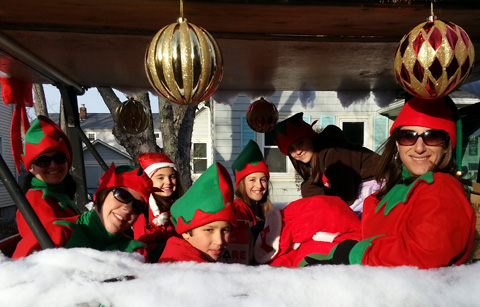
[
  {"x1": 154, "y1": 132, "x2": 160, "y2": 139},
  {"x1": 192, "y1": 143, "x2": 207, "y2": 174},
  {"x1": 263, "y1": 130, "x2": 287, "y2": 173},
  {"x1": 341, "y1": 120, "x2": 366, "y2": 146},
  {"x1": 87, "y1": 132, "x2": 96, "y2": 141}
]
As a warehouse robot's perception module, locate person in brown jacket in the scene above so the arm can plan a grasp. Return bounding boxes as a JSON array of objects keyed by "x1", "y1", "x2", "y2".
[{"x1": 273, "y1": 113, "x2": 381, "y2": 218}]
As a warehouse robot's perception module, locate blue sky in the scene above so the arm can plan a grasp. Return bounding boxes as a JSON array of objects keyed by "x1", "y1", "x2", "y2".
[{"x1": 43, "y1": 85, "x2": 159, "y2": 114}]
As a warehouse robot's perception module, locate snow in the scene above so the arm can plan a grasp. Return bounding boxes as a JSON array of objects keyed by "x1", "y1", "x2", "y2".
[{"x1": 1, "y1": 248, "x2": 479, "y2": 307}]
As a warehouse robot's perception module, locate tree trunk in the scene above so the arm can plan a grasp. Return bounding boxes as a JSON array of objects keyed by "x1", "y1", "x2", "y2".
[
  {"x1": 158, "y1": 97, "x2": 196, "y2": 188},
  {"x1": 33, "y1": 84, "x2": 48, "y2": 117},
  {"x1": 97, "y1": 87, "x2": 159, "y2": 162}
]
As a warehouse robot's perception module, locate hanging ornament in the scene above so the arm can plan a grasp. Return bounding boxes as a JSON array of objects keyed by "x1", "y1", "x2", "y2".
[
  {"x1": 145, "y1": 1, "x2": 223, "y2": 105},
  {"x1": 394, "y1": 9, "x2": 475, "y2": 99},
  {"x1": 115, "y1": 97, "x2": 150, "y2": 134},
  {"x1": 246, "y1": 97, "x2": 279, "y2": 133}
]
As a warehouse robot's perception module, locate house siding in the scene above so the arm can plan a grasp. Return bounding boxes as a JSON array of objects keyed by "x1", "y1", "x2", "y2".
[{"x1": 0, "y1": 100, "x2": 17, "y2": 221}]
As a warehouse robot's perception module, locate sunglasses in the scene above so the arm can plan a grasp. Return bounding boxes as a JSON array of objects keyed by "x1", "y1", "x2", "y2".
[
  {"x1": 32, "y1": 153, "x2": 68, "y2": 168},
  {"x1": 396, "y1": 129, "x2": 449, "y2": 147},
  {"x1": 112, "y1": 188, "x2": 147, "y2": 215}
]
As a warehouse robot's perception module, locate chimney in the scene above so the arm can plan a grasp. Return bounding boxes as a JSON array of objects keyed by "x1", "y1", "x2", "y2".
[{"x1": 79, "y1": 104, "x2": 87, "y2": 121}]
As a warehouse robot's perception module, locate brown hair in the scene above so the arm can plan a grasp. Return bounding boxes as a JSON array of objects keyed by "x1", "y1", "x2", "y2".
[
  {"x1": 152, "y1": 168, "x2": 185, "y2": 212},
  {"x1": 374, "y1": 127, "x2": 465, "y2": 199},
  {"x1": 94, "y1": 187, "x2": 114, "y2": 211},
  {"x1": 235, "y1": 177, "x2": 273, "y2": 221}
]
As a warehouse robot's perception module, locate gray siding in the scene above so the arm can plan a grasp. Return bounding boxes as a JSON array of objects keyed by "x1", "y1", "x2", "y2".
[{"x1": 0, "y1": 102, "x2": 16, "y2": 218}]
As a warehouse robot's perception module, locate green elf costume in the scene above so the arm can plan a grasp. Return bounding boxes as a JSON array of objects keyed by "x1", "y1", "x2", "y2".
[
  {"x1": 220, "y1": 139, "x2": 269, "y2": 264},
  {"x1": 13, "y1": 116, "x2": 80, "y2": 259},
  {"x1": 158, "y1": 162, "x2": 236, "y2": 263},
  {"x1": 52, "y1": 164, "x2": 152, "y2": 257},
  {"x1": 300, "y1": 96, "x2": 476, "y2": 269}
]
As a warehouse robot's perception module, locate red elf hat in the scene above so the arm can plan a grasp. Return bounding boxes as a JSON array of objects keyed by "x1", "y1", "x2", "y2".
[
  {"x1": 272, "y1": 112, "x2": 317, "y2": 155},
  {"x1": 94, "y1": 163, "x2": 153, "y2": 204},
  {"x1": 138, "y1": 152, "x2": 177, "y2": 178},
  {"x1": 171, "y1": 162, "x2": 236, "y2": 234},
  {"x1": 21, "y1": 115, "x2": 72, "y2": 171},
  {"x1": 232, "y1": 139, "x2": 269, "y2": 187}
]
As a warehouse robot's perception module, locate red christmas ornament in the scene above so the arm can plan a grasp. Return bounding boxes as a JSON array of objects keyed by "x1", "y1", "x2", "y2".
[
  {"x1": 394, "y1": 16, "x2": 475, "y2": 99},
  {"x1": 246, "y1": 98, "x2": 279, "y2": 133}
]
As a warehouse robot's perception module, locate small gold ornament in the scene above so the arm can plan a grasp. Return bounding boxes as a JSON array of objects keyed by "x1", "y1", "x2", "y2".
[
  {"x1": 145, "y1": 16, "x2": 223, "y2": 105},
  {"x1": 394, "y1": 15, "x2": 475, "y2": 99},
  {"x1": 246, "y1": 97, "x2": 279, "y2": 133},
  {"x1": 115, "y1": 97, "x2": 150, "y2": 134}
]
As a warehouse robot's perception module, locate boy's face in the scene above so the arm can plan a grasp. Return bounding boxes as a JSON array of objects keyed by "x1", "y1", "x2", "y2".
[{"x1": 182, "y1": 221, "x2": 233, "y2": 262}]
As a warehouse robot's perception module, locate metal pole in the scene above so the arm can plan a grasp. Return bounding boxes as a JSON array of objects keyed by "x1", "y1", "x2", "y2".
[
  {"x1": 58, "y1": 85, "x2": 89, "y2": 212},
  {"x1": 0, "y1": 154, "x2": 55, "y2": 249}
]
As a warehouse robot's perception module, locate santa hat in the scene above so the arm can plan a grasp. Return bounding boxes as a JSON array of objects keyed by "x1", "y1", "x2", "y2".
[
  {"x1": 272, "y1": 112, "x2": 317, "y2": 155},
  {"x1": 138, "y1": 152, "x2": 177, "y2": 178},
  {"x1": 391, "y1": 96, "x2": 462, "y2": 172},
  {"x1": 21, "y1": 115, "x2": 72, "y2": 170},
  {"x1": 94, "y1": 163, "x2": 153, "y2": 204},
  {"x1": 171, "y1": 162, "x2": 236, "y2": 234},
  {"x1": 232, "y1": 139, "x2": 269, "y2": 187}
]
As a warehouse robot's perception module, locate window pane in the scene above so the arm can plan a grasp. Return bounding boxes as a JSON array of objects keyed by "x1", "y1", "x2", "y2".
[
  {"x1": 264, "y1": 148, "x2": 286, "y2": 172},
  {"x1": 193, "y1": 143, "x2": 207, "y2": 158},
  {"x1": 264, "y1": 130, "x2": 276, "y2": 146},
  {"x1": 193, "y1": 159, "x2": 207, "y2": 173},
  {"x1": 343, "y1": 122, "x2": 364, "y2": 146}
]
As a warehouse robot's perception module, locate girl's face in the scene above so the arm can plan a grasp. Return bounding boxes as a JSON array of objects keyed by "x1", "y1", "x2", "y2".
[
  {"x1": 243, "y1": 172, "x2": 268, "y2": 202},
  {"x1": 396, "y1": 126, "x2": 448, "y2": 176},
  {"x1": 97, "y1": 187, "x2": 144, "y2": 234},
  {"x1": 151, "y1": 167, "x2": 177, "y2": 198},
  {"x1": 288, "y1": 138, "x2": 314, "y2": 163},
  {"x1": 182, "y1": 221, "x2": 232, "y2": 262},
  {"x1": 28, "y1": 151, "x2": 69, "y2": 185}
]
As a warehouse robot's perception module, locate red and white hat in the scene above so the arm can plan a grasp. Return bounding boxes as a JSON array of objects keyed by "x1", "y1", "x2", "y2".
[{"x1": 138, "y1": 152, "x2": 177, "y2": 178}]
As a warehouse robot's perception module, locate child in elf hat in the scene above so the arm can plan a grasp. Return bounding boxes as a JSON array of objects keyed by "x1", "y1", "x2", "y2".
[
  {"x1": 133, "y1": 152, "x2": 184, "y2": 262},
  {"x1": 301, "y1": 96, "x2": 475, "y2": 269},
  {"x1": 220, "y1": 139, "x2": 272, "y2": 264},
  {"x1": 158, "y1": 162, "x2": 236, "y2": 263},
  {"x1": 47, "y1": 164, "x2": 152, "y2": 258},
  {"x1": 273, "y1": 112, "x2": 381, "y2": 217},
  {"x1": 13, "y1": 115, "x2": 80, "y2": 259}
]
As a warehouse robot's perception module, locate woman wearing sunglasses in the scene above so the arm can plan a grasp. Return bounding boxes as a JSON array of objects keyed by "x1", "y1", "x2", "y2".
[
  {"x1": 50, "y1": 164, "x2": 153, "y2": 257},
  {"x1": 13, "y1": 116, "x2": 80, "y2": 259},
  {"x1": 301, "y1": 96, "x2": 475, "y2": 269}
]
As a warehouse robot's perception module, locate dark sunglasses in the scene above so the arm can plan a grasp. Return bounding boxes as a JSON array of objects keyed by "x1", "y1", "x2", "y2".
[
  {"x1": 32, "y1": 153, "x2": 68, "y2": 168},
  {"x1": 112, "y1": 188, "x2": 147, "y2": 215},
  {"x1": 396, "y1": 129, "x2": 449, "y2": 146}
]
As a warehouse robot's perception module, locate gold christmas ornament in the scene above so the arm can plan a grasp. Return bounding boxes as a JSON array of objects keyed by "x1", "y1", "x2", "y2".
[
  {"x1": 145, "y1": 16, "x2": 223, "y2": 105},
  {"x1": 246, "y1": 97, "x2": 279, "y2": 133},
  {"x1": 115, "y1": 97, "x2": 150, "y2": 134},
  {"x1": 394, "y1": 15, "x2": 475, "y2": 99}
]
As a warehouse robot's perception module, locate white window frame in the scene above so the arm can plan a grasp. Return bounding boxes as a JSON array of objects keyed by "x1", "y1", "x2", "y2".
[
  {"x1": 191, "y1": 142, "x2": 208, "y2": 175},
  {"x1": 86, "y1": 132, "x2": 96, "y2": 142}
]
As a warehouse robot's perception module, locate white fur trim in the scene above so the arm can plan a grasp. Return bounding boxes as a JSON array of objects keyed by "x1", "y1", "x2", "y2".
[
  {"x1": 144, "y1": 163, "x2": 176, "y2": 178},
  {"x1": 253, "y1": 208, "x2": 282, "y2": 263},
  {"x1": 312, "y1": 232, "x2": 340, "y2": 243},
  {"x1": 149, "y1": 194, "x2": 160, "y2": 217},
  {"x1": 152, "y1": 212, "x2": 169, "y2": 226}
]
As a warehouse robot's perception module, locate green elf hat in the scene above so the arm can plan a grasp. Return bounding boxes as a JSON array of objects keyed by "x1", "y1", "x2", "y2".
[
  {"x1": 94, "y1": 163, "x2": 153, "y2": 204},
  {"x1": 21, "y1": 115, "x2": 72, "y2": 173},
  {"x1": 232, "y1": 139, "x2": 269, "y2": 187},
  {"x1": 171, "y1": 162, "x2": 236, "y2": 234},
  {"x1": 272, "y1": 112, "x2": 317, "y2": 155},
  {"x1": 391, "y1": 95, "x2": 463, "y2": 174}
]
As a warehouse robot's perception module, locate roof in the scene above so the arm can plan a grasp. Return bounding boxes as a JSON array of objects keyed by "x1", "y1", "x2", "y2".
[{"x1": 1, "y1": 0, "x2": 479, "y2": 101}]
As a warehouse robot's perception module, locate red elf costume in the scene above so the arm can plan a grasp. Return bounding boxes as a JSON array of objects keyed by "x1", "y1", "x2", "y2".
[
  {"x1": 219, "y1": 139, "x2": 269, "y2": 264},
  {"x1": 13, "y1": 116, "x2": 80, "y2": 259},
  {"x1": 133, "y1": 152, "x2": 178, "y2": 261},
  {"x1": 300, "y1": 97, "x2": 476, "y2": 269},
  {"x1": 52, "y1": 164, "x2": 152, "y2": 258},
  {"x1": 158, "y1": 162, "x2": 236, "y2": 263}
]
